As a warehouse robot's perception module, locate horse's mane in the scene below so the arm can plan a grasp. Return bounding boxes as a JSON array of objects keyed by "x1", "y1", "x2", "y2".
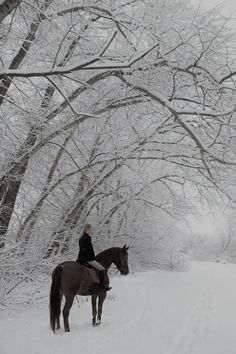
[{"x1": 96, "y1": 247, "x2": 120, "y2": 258}]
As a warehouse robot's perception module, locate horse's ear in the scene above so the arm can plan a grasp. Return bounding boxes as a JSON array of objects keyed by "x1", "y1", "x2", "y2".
[{"x1": 123, "y1": 245, "x2": 129, "y2": 251}]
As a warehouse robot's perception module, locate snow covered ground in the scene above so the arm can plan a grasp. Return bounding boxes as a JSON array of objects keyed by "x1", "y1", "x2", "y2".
[{"x1": 1, "y1": 261, "x2": 236, "y2": 354}]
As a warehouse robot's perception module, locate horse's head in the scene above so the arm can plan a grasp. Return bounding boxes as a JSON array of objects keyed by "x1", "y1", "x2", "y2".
[{"x1": 114, "y1": 245, "x2": 129, "y2": 275}]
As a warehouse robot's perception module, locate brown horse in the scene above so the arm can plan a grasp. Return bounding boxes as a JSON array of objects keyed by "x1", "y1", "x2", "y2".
[{"x1": 49, "y1": 245, "x2": 129, "y2": 332}]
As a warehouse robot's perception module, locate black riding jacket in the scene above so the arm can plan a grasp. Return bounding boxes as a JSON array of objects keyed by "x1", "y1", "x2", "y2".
[{"x1": 77, "y1": 232, "x2": 95, "y2": 263}]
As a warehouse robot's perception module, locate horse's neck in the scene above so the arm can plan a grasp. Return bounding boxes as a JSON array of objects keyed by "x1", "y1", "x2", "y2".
[{"x1": 96, "y1": 249, "x2": 115, "y2": 271}]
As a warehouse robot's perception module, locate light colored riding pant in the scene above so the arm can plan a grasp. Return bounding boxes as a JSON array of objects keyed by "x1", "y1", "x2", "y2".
[{"x1": 87, "y1": 260, "x2": 105, "y2": 271}]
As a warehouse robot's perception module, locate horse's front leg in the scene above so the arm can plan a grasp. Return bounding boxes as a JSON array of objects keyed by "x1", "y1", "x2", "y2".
[
  {"x1": 91, "y1": 294, "x2": 98, "y2": 326},
  {"x1": 97, "y1": 292, "x2": 107, "y2": 325}
]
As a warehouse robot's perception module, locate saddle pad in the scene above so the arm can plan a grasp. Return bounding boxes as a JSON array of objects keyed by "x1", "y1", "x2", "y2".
[{"x1": 85, "y1": 267, "x2": 100, "y2": 284}]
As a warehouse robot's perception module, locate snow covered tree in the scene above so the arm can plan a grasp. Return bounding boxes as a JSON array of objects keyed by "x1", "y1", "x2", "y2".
[{"x1": 1, "y1": 0, "x2": 236, "y2": 298}]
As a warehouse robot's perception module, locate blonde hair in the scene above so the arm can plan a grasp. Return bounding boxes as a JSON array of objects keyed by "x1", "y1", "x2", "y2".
[{"x1": 83, "y1": 224, "x2": 91, "y2": 233}]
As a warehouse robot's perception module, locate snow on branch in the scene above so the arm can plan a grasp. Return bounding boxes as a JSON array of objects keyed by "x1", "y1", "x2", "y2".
[
  {"x1": 124, "y1": 83, "x2": 236, "y2": 166},
  {"x1": 219, "y1": 70, "x2": 236, "y2": 84},
  {"x1": 56, "y1": 5, "x2": 136, "y2": 49},
  {"x1": 0, "y1": 43, "x2": 159, "y2": 79}
]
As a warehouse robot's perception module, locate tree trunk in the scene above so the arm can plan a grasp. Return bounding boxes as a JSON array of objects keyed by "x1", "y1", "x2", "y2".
[
  {"x1": 0, "y1": 0, "x2": 54, "y2": 105},
  {"x1": 16, "y1": 132, "x2": 73, "y2": 243},
  {"x1": 0, "y1": 0, "x2": 22, "y2": 24},
  {"x1": 0, "y1": 23, "x2": 86, "y2": 247},
  {"x1": 0, "y1": 128, "x2": 39, "y2": 247}
]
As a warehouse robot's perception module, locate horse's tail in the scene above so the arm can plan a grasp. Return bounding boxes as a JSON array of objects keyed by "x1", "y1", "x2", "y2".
[{"x1": 49, "y1": 264, "x2": 63, "y2": 333}]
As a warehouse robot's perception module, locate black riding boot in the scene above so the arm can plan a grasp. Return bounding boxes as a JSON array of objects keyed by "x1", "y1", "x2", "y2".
[{"x1": 99, "y1": 270, "x2": 112, "y2": 291}]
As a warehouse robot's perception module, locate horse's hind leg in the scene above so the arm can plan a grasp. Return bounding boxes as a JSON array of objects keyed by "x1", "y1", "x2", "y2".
[
  {"x1": 91, "y1": 294, "x2": 98, "y2": 326},
  {"x1": 62, "y1": 293, "x2": 74, "y2": 332},
  {"x1": 56, "y1": 293, "x2": 63, "y2": 330},
  {"x1": 97, "y1": 292, "x2": 107, "y2": 325}
]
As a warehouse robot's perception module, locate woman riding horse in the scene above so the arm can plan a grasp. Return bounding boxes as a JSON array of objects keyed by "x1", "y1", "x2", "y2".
[
  {"x1": 77, "y1": 224, "x2": 111, "y2": 291},
  {"x1": 50, "y1": 245, "x2": 129, "y2": 331}
]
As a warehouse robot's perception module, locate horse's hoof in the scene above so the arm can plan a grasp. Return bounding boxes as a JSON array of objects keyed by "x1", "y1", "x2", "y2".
[
  {"x1": 65, "y1": 329, "x2": 70, "y2": 332},
  {"x1": 92, "y1": 320, "x2": 101, "y2": 326}
]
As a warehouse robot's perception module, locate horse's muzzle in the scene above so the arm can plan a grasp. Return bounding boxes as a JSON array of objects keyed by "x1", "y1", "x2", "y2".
[{"x1": 120, "y1": 268, "x2": 129, "y2": 275}]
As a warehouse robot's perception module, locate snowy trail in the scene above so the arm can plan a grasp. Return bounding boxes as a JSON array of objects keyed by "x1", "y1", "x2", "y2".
[{"x1": 1, "y1": 262, "x2": 236, "y2": 354}]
